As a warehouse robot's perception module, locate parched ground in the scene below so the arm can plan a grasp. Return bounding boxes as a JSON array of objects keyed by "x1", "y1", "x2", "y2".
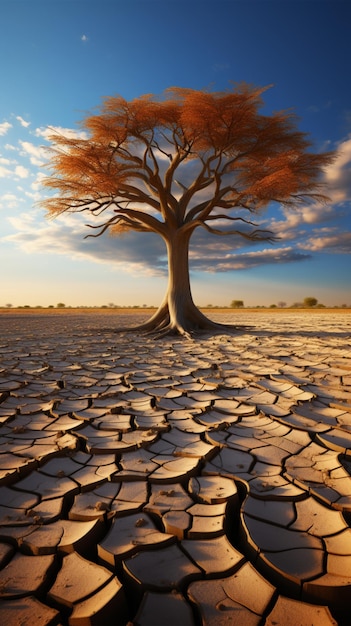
[{"x1": 0, "y1": 310, "x2": 350, "y2": 625}]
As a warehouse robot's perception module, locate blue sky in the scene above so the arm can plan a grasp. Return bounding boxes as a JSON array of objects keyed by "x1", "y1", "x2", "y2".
[{"x1": 1, "y1": 0, "x2": 350, "y2": 307}]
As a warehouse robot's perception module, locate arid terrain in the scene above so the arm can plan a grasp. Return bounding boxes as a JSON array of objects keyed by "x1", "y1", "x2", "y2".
[{"x1": 0, "y1": 310, "x2": 350, "y2": 625}]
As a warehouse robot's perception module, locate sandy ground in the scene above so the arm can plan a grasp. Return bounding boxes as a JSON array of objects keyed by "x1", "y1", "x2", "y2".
[
  {"x1": 0, "y1": 311, "x2": 350, "y2": 625},
  {"x1": 1, "y1": 306, "x2": 350, "y2": 315}
]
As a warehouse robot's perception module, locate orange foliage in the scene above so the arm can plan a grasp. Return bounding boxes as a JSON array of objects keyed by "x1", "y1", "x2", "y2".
[{"x1": 42, "y1": 84, "x2": 334, "y2": 238}]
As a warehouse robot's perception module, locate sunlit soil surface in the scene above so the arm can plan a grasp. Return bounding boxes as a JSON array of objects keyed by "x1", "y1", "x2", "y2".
[{"x1": 0, "y1": 311, "x2": 350, "y2": 625}]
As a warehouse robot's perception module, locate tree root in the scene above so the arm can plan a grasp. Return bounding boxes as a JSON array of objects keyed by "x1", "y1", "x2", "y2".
[{"x1": 112, "y1": 304, "x2": 240, "y2": 338}]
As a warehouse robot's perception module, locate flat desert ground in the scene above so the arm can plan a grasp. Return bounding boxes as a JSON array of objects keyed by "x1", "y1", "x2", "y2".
[{"x1": 0, "y1": 309, "x2": 350, "y2": 625}]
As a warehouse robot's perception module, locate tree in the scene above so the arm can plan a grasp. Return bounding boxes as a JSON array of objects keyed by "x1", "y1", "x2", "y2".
[
  {"x1": 230, "y1": 300, "x2": 244, "y2": 308},
  {"x1": 303, "y1": 297, "x2": 318, "y2": 308},
  {"x1": 42, "y1": 84, "x2": 333, "y2": 336}
]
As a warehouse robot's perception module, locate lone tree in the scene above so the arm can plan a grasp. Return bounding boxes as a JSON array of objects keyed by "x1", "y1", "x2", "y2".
[
  {"x1": 304, "y1": 296, "x2": 318, "y2": 308},
  {"x1": 42, "y1": 84, "x2": 333, "y2": 336},
  {"x1": 230, "y1": 300, "x2": 244, "y2": 309}
]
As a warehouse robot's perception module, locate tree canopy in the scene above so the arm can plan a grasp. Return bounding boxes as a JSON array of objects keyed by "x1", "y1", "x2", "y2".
[
  {"x1": 42, "y1": 84, "x2": 334, "y2": 335},
  {"x1": 304, "y1": 297, "x2": 318, "y2": 307}
]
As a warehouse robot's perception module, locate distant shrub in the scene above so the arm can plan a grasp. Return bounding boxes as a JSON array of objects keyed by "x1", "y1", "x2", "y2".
[
  {"x1": 304, "y1": 297, "x2": 318, "y2": 308},
  {"x1": 230, "y1": 300, "x2": 244, "y2": 308}
]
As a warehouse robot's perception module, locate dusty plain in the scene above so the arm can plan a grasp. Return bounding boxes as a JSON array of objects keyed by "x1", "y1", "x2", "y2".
[{"x1": 0, "y1": 309, "x2": 350, "y2": 625}]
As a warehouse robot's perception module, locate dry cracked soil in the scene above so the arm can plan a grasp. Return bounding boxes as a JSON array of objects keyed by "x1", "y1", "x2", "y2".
[{"x1": 0, "y1": 310, "x2": 350, "y2": 625}]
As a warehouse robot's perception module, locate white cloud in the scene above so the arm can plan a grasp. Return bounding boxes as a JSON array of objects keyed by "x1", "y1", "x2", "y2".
[
  {"x1": 81, "y1": 34, "x2": 89, "y2": 42},
  {"x1": 0, "y1": 162, "x2": 30, "y2": 180},
  {"x1": 31, "y1": 172, "x2": 46, "y2": 192},
  {"x1": 19, "y1": 140, "x2": 45, "y2": 166},
  {"x1": 4, "y1": 210, "x2": 166, "y2": 275},
  {"x1": 0, "y1": 165, "x2": 12, "y2": 178},
  {"x1": 269, "y1": 202, "x2": 335, "y2": 238},
  {"x1": 0, "y1": 153, "x2": 35, "y2": 181},
  {"x1": 299, "y1": 231, "x2": 351, "y2": 254},
  {"x1": 14, "y1": 165, "x2": 30, "y2": 179},
  {"x1": 16, "y1": 116, "x2": 30, "y2": 128},
  {"x1": 4, "y1": 202, "x2": 312, "y2": 276},
  {"x1": 25, "y1": 190, "x2": 42, "y2": 202},
  {"x1": 35, "y1": 125, "x2": 88, "y2": 140},
  {"x1": 324, "y1": 136, "x2": 351, "y2": 203},
  {"x1": 4, "y1": 143, "x2": 16, "y2": 151},
  {"x1": 190, "y1": 246, "x2": 311, "y2": 272},
  {"x1": 0, "y1": 122, "x2": 12, "y2": 136},
  {"x1": 263, "y1": 135, "x2": 351, "y2": 251},
  {"x1": 0, "y1": 193, "x2": 20, "y2": 209}
]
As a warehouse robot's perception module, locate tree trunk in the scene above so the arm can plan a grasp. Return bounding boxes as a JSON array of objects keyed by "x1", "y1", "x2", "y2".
[
  {"x1": 164, "y1": 229, "x2": 211, "y2": 334},
  {"x1": 129, "y1": 228, "x2": 227, "y2": 336}
]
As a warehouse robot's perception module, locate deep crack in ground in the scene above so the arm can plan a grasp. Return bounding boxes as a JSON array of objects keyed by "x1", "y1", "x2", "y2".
[{"x1": 0, "y1": 311, "x2": 350, "y2": 625}]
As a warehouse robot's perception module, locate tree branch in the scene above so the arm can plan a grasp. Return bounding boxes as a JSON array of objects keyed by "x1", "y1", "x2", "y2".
[
  {"x1": 114, "y1": 206, "x2": 167, "y2": 235},
  {"x1": 199, "y1": 220, "x2": 277, "y2": 241}
]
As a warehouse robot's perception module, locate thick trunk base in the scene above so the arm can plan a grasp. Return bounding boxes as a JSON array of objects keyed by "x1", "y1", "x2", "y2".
[
  {"x1": 118, "y1": 301, "x2": 238, "y2": 338},
  {"x1": 115, "y1": 232, "x2": 239, "y2": 337}
]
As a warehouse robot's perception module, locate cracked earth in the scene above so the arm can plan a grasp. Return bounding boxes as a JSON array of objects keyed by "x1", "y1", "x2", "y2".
[{"x1": 0, "y1": 311, "x2": 350, "y2": 625}]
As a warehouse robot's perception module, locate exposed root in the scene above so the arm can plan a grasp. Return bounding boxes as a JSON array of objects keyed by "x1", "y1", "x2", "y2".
[{"x1": 111, "y1": 303, "x2": 240, "y2": 338}]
